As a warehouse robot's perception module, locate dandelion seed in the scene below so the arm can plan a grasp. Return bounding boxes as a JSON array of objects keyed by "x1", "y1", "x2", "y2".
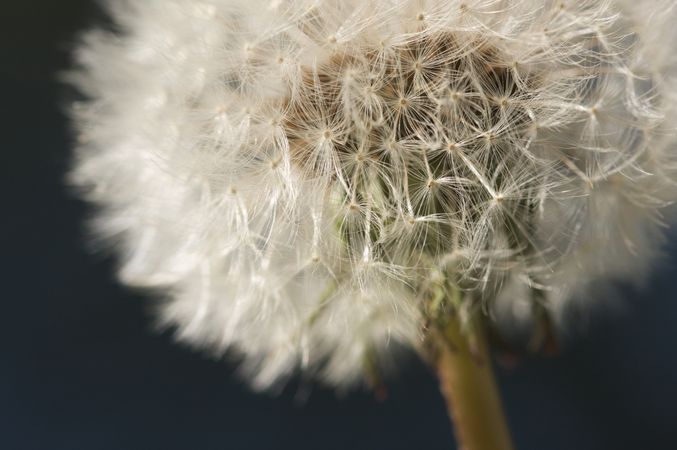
[{"x1": 70, "y1": 0, "x2": 677, "y2": 412}]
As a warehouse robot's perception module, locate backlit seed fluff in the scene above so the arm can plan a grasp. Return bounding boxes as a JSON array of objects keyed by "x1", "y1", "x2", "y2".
[{"x1": 70, "y1": 0, "x2": 677, "y2": 389}]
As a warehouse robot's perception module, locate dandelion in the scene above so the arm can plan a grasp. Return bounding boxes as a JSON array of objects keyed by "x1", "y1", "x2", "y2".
[{"x1": 70, "y1": 1, "x2": 677, "y2": 448}]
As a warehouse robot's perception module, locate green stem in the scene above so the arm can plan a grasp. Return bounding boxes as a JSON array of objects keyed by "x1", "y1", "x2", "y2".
[{"x1": 426, "y1": 311, "x2": 514, "y2": 450}]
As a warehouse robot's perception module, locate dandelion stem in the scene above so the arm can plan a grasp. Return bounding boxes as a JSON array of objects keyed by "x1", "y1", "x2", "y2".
[{"x1": 426, "y1": 312, "x2": 513, "y2": 450}]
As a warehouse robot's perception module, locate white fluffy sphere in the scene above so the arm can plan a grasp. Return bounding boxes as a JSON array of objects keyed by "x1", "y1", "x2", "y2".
[{"x1": 71, "y1": 0, "x2": 677, "y2": 388}]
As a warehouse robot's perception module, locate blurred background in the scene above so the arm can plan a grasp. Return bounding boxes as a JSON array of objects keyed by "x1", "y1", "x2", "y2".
[{"x1": 2, "y1": 1, "x2": 677, "y2": 449}]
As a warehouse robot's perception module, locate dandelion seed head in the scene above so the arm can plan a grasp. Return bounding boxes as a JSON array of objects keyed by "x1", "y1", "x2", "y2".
[{"x1": 71, "y1": 0, "x2": 677, "y2": 388}]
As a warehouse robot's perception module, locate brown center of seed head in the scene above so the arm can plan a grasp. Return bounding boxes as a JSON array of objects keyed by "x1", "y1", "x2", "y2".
[
  {"x1": 284, "y1": 32, "x2": 533, "y2": 179},
  {"x1": 281, "y1": 32, "x2": 538, "y2": 259}
]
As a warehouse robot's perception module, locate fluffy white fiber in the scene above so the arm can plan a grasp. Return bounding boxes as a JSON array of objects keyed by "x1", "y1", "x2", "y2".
[{"x1": 70, "y1": 0, "x2": 677, "y2": 388}]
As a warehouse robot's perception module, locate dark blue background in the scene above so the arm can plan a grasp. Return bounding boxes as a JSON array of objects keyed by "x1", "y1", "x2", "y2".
[{"x1": 2, "y1": 2, "x2": 676, "y2": 449}]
